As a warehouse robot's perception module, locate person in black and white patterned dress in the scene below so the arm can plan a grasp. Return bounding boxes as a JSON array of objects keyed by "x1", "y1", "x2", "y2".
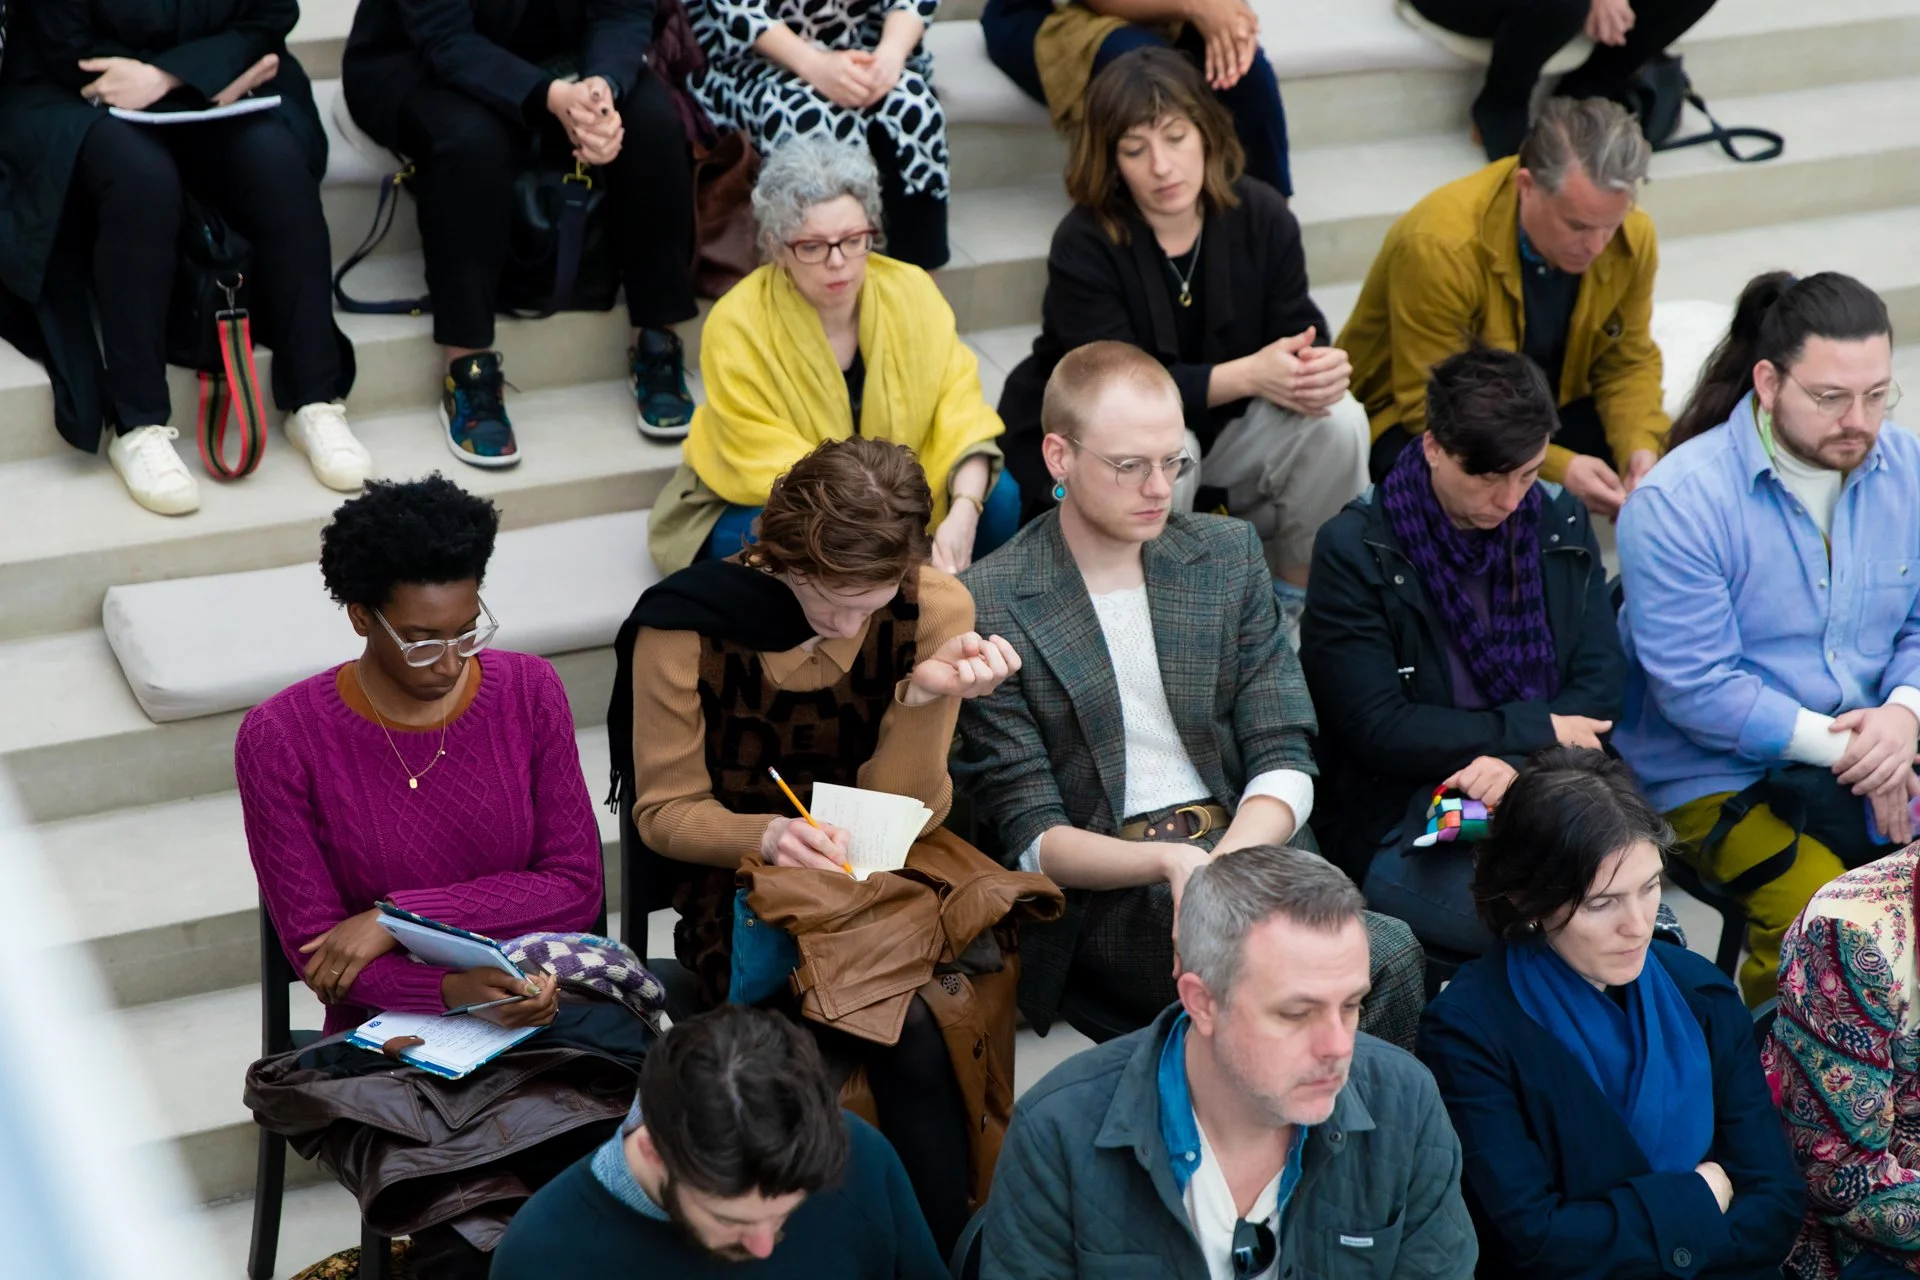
[{"x1": 688, "y1": 0, "x2": 950, "y2": 269}]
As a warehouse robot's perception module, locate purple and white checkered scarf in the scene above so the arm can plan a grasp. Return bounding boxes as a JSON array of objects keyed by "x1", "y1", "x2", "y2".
[{"x1": 1379, "y1": 441, "x2": 1559, "y2": 705}]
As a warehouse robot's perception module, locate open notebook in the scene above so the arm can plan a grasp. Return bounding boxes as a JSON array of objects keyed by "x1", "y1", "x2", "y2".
[
  {"x1": 807, "y1": 782, "x2": 932, "y2": 880},
  {"x1": 348, "y1": 1011, "x2": 541, "y2": 1080}
]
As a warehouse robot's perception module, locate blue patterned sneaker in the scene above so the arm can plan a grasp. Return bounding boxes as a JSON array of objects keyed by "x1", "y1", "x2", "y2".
[
  {"x1": 441, "y1": 351, "x2": 519, "y2": 468},
  {"x1": 631, "y1": 327, "x2": 695, "y2": 441}
]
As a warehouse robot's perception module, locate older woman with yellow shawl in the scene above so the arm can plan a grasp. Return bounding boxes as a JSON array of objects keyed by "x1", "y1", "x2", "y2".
[{"x1": 648, "y1": 137, "x2": 1016, "y2": 575}]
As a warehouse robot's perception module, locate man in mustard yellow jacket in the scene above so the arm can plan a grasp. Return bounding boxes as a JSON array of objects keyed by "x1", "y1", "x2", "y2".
[{"x1": 1340, "y1": 97, "x2": 1663, "y2": 519}]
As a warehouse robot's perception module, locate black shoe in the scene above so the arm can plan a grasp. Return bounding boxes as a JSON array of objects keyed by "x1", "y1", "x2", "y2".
[
  {"x1": 632, "y1": 327, "x2": 695, "y2": 441},
  {"x1": 441, "y1": 351, "x2": 519, "y2": 468}
]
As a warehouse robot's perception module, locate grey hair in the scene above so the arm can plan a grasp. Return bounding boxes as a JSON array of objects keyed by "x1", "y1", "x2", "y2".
[
  {"x1": 1517, "y1": 96, "x2": 1651, "y2": 195},
  {"x1": 750, "y1": 137, "x2": 887, "y2": 262},
  {"x1": 1177, "y1": 846, "x2": 1366, "y2": 1006}
]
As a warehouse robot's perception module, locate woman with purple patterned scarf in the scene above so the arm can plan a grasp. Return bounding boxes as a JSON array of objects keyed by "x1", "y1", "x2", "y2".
[{"x1": 1300, "y1": 345, "x2": 1627, "y2": 957}]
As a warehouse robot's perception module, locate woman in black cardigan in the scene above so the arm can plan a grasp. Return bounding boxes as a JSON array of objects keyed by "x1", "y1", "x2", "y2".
[
  {"x1": 0, "y1": 0, "x2": 358, "y2": 515},
  {"x1": 996, "y1": 46, "x2": 1367, "y2": 622},
  {"x1": 1300, "y1": 347, "x2": 1625, "y2": 953}
]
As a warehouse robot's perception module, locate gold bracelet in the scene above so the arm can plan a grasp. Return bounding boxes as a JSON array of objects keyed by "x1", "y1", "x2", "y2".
[{"x1": 953, "y1": 492, "x2": 986, "y2": 515}]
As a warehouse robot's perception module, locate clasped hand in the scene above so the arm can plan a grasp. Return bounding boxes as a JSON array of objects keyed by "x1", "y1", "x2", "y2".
[
  {"x1": 1253, "y1": 328, "x2": 1350, "y2": 417},
  {"x1": 549, "y1": 77, "x2": 623, "y2": 167},
  {"x1": 803, "y1": 47, "x2": 906, "y2": 111}
]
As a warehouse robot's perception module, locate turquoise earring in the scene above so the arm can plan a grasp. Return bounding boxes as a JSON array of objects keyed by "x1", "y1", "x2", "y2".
[{"x1": 1052, "y1": 481, "x2": 1067, "y2": 501}]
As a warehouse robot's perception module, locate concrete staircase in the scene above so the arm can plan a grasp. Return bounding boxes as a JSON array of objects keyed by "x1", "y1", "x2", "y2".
[{"x1": 3, "y1": 0, "x2": 1917, "y2": 1272}]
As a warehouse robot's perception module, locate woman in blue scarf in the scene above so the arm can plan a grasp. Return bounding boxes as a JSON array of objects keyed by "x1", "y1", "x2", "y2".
[{"x1": 1417, "y1": 747, "x2": 1804, "y2": 1279}]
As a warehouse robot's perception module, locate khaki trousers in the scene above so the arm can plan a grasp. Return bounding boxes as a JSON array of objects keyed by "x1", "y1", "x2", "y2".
[{"x1": 1173, "y1": 392, "x2": 1372, "y2": 575}]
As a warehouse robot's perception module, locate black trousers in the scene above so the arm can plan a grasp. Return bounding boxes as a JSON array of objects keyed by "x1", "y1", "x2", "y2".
[
  {"x1": 867, "y1": 121, "x2": 949, "y2": 272},
  {"x1": 812, "y1": 995, "x2": 971, "y2": 1261},
  {"x1": 397, "y1": 68, "x2": 698, "y2": 351},
  {"x1": 1410, "y1": 0, "x2": 1718, "y2": 111},
  {"x1": 65, "y1": 113, "x2": 348, "y2": 432}
]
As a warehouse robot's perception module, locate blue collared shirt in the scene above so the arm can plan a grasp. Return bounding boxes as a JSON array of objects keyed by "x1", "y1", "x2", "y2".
[
  {"x1": 1158, "y1": 1010, "x2": 1307, "y2": 1202},
  {"x1": 1616, "y1": 396, "x2": 1920, "y2": 810}
]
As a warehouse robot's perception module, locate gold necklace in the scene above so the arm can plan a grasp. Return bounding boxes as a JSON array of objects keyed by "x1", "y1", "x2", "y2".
[
  {"x1": 359, "y1": 662, "x2": 454, "y2": 791},
  {"x1": 1164, "y1": 218, "x2": 1204, "y2": 308}
]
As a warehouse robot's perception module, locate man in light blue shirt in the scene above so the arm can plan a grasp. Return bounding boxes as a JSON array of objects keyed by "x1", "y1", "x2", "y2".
[{"x1": 1616, "y1": 271, "x2": 1913, "y2": 1003}]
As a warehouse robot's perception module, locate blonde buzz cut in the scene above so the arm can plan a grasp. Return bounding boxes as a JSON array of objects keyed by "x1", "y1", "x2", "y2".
[{"x1": 1040, "y1": 341, "x2": 1180, "y2": 442}]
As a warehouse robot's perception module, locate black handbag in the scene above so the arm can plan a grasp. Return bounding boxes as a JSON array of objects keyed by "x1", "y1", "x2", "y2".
[
  {"x1": 166, "y1": 197, "x2": 269, "y2": 478},
  {"x1": 1626, "y1": 53, "x2": 1783, "y2": 164},
  {"x1": 333, "y1": 104, "x2": 615, "y2": 319},
  {"x1": 1691, "y1": 763, "x2": 1887, "y2": 897},
  {"x1": 500, "y1": 152, "x2": 617, "y2": 317}
]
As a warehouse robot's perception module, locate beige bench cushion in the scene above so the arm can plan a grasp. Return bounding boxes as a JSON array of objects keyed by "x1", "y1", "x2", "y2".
[{"x1": 104, "y1": 509, "x2": 658, "y2": 724}]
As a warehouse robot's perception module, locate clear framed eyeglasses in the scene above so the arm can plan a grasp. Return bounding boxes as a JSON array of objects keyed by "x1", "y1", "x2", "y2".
[
  {"x1": 1068, "y1": 438, "x2": 1197, "y2": 488},
  {"x1": 1787, "y1": 373, "x2": 1902, "y2": 421},
  {"x1": 374, "y1": 597, "x2": 499, "y2": 668}
]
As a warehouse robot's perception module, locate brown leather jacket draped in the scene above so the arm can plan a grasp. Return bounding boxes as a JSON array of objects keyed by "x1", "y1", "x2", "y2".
[
  {"x1": 244, "y1": 1012, "x2": 648, "y2": 1249},
  {"x1": 743, "y1": 828, "x2": 1065, "y2": 1206}
]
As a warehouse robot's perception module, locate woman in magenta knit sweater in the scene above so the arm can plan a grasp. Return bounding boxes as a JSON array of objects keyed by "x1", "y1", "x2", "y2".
[
  {"x1": 237, "y1": 476, "x2": 607, "y2": 1278},
  {"x1": 238, "y1": 475, "x2": 603, "y2": 1035}
]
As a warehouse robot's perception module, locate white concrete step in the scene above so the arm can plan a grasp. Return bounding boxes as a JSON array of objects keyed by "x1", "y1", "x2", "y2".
[
  {"x1": 43, "y1": 726, "x2": 623, "y2": 1007},
  {"x1": 2, "y1": 70, "x2": 1913, "y2": 470},
  {"x1": 0, "y1": 252, "x2": 705, "y2": 466},
  {"x1": 0, "y1": 374, "x2": 684, "y2": 641}
]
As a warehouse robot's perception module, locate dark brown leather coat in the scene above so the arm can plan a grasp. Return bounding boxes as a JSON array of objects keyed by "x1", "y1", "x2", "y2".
[{"x1": 244, "y1": 1023, "x2": 645, "y2": 1248}]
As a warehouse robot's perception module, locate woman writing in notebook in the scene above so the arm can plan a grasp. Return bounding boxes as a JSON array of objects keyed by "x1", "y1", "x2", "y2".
[
  {"x1": 619, "y1": 436, "x2": 1039, "y2": 1257},
  {"x1": 237, "y1": 476, "x2": 617, "y2": 1280}
]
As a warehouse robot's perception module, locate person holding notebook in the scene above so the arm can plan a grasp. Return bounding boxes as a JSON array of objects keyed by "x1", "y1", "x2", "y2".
[
  {"x1": 612, "y1": 435, "x2": 1056, "y2": 1259},
  {"x1": 236, "y1": 475, "x2": 624, "y2": 1280}
]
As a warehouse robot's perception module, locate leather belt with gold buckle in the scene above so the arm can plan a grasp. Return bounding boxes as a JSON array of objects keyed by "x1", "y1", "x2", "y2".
[{"x1": 1119, "y1": 803, "x2": 1229, "y2": 843}]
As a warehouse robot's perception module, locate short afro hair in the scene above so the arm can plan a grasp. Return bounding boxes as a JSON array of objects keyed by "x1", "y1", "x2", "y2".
[{"x1": 319, "y1": 475, "x2": 500, "y2": 610}]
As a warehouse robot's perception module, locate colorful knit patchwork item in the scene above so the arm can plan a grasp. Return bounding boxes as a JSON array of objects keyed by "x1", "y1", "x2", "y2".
[{"x1": 1411, "y1": 789, "x2": 1491, "y2": 847}]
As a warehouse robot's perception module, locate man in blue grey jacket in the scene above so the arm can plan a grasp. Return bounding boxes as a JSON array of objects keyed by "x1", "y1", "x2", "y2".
[
  {"x1": 981, "y1": 845, "x2": 1475, "y2": 1280},
  {"x1": 1616, "y1": 271, "x2": 1914, "y2": 1004}
]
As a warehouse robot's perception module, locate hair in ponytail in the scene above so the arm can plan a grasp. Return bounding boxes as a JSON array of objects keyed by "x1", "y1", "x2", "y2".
[{"x1": 1669, "y1": 271, "x2": 1892, "y2": 451}]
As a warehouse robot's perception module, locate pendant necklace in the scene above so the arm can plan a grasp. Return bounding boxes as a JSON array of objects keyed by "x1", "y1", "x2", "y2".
[
  {"x1": 1165, "y1": 218, "x2": 1204, "y2": 309},
  {"x1": 361, "y1": 661, "x2": 453, "y2": 791}
]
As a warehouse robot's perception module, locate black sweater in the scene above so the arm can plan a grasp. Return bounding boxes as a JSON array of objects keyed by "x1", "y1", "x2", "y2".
[
  {"x1": 996, "y1": 177, "x2": 1327, "y2": 517},
  {"x1": 489, "y1": 1115, "x2": 947, "y2": 1279}
]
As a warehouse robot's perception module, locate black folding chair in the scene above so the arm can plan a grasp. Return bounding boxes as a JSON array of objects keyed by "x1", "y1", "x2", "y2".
[
  {"x1": 1665, "y1": 858, "x2": 1748, "y2": 979},
  {"x1": 248, "y1": 903, "x2": 393, "y2": 1280},
  {"x1": 949, "y1": 1204, "x2": 988, "y2": 1280}
]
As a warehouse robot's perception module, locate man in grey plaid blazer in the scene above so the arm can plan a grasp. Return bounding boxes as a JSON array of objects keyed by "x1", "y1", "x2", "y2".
[{"x1": 956, "y1": 343, "x2": 1424, "y2": 1050}]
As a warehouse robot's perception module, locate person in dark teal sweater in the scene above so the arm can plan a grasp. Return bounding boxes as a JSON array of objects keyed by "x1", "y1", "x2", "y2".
[{"x1": 489, "y1": 1005, "x2": 946, "y2": 1279}]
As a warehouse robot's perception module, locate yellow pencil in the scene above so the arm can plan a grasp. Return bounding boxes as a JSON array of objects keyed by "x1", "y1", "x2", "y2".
[{"x1": 767, "y1": 768, "x2": 855, "y2": 877}]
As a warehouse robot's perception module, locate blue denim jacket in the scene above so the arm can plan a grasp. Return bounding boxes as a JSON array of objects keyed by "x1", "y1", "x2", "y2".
[{"x1": 1616, "y1": 397, "x2": 1920, "y2": 811}]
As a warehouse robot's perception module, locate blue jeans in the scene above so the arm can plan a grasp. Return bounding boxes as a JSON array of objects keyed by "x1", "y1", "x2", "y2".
[
  {"x1": 1363, "y1": 841, "x2": 1493, "y2": 958},
  {"x1": 704, "y1": 468, "x2": 1023, "y2": 563},
  {"x1": 979, "y1": 0, "x2": 1292, "y2": 196}
]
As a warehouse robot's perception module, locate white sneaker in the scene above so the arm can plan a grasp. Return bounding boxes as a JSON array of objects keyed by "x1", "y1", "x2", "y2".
[
  {"x1": 107, "y1": 426, "x2": 200, "y2": 516},
  {"x1": 285, "y1": 402, "x2": 372, "y2": 492}
]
